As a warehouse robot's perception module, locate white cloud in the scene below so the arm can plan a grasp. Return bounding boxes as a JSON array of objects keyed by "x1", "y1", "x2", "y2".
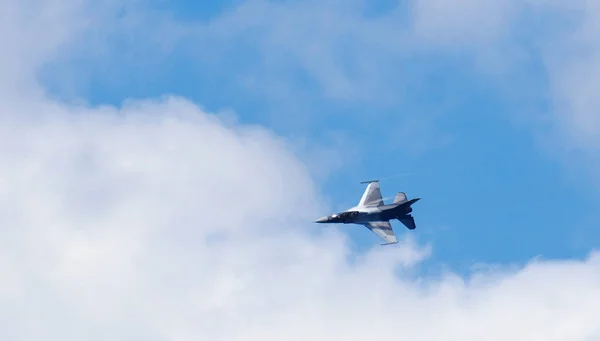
[
  {"x1": 409, "y1": 0, "x2": 600, "y2": 149},
  {"x1": 181, "y1": 0, "x2": 526, "y2": 101},
  {"x1": 198, "y1": 0, "x2": 600, "y2": 150},
  {"x1": 411, "y1": 0, "x2": 517, "y2": 47},
  {"x1": 2, "y1": 0, "x2": 600, "y2": 340},
  {"x1": 0, "y1": 0, "x2": 81, "y2": 97},
  {"x1": 31, "y1": 0, "x2": 600, "y2": 155},
  {"x1": 532, "y1": 1, "x2": 600, "y2": 150},
  {"x1": 151, "y1": 0, "x2": 417, "y2": 102},
  {"x1": 0, "y1": 93, "x2": 326, "y2": 339}
]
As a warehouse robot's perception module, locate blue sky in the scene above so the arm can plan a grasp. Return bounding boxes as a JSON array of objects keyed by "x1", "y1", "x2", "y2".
[{"x1": 38, "y1": 0, "x2": 600, "y2": 272}]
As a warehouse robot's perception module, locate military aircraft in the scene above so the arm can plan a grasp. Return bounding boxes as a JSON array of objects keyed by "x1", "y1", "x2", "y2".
[{"x1": 314, "y1": 180, "x2": 420, "y2": 245}]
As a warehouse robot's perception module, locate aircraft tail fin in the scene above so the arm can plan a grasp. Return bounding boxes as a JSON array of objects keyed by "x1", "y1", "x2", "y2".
[{"x1": 393, "y1": 192, "x2": 408, "y2": 205}]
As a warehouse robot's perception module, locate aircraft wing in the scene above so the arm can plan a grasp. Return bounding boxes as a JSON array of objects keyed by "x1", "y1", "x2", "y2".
[
  {"x1": 364, "y1": 221, "x2": 398, "y2": 245},
  {"x1": 358, "y1": 181, "x2": 384, "y2": 207}
]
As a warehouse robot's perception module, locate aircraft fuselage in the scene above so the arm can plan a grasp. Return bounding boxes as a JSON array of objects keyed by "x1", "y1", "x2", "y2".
[{"x1": 315, "y1": 198, "x2": 419, "y2": 225}]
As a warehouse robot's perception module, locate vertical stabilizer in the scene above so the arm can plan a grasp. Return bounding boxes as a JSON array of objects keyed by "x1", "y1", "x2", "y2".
[{"x1": 393, "y1": 192, "x2": 408, "y2": 205}]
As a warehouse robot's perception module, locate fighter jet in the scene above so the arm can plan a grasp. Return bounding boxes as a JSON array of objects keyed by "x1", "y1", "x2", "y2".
[{"x1": 314, "y1": 180, "x2": 420, "y2": 245}]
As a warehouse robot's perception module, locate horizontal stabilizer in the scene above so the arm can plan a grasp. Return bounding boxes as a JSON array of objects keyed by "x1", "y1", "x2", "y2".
[{"x1": 398, "y1": 215, "x2": 416, "y2": 230}]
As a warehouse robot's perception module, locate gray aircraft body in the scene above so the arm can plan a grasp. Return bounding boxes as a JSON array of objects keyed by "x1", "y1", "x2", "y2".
[{"x1": 314, "y1": 180, "x2": 420, "y2": 245}]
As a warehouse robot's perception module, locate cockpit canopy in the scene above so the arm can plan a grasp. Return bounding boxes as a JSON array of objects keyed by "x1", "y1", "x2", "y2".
[{"x1": 328, "y1": 211, "x2": 359, "y2": 222}]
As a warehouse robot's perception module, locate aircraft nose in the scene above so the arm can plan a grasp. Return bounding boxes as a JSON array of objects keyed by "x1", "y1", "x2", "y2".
[{"x1": 314, "y1": 216, "x2": 329, "y2": 223}]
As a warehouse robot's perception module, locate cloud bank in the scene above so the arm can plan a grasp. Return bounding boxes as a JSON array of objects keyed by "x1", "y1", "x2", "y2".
[
  {"x1": 2, "y1": 0, "x2": 600, "y2": 340},
  {"x1": 2, "y1": 97, "x2": 600, "y2": 340}
]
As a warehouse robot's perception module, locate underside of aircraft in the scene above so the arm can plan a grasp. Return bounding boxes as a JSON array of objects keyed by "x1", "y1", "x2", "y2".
[{"x1": 314, "y1": 180, "x2": 420, "y2": 245}]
